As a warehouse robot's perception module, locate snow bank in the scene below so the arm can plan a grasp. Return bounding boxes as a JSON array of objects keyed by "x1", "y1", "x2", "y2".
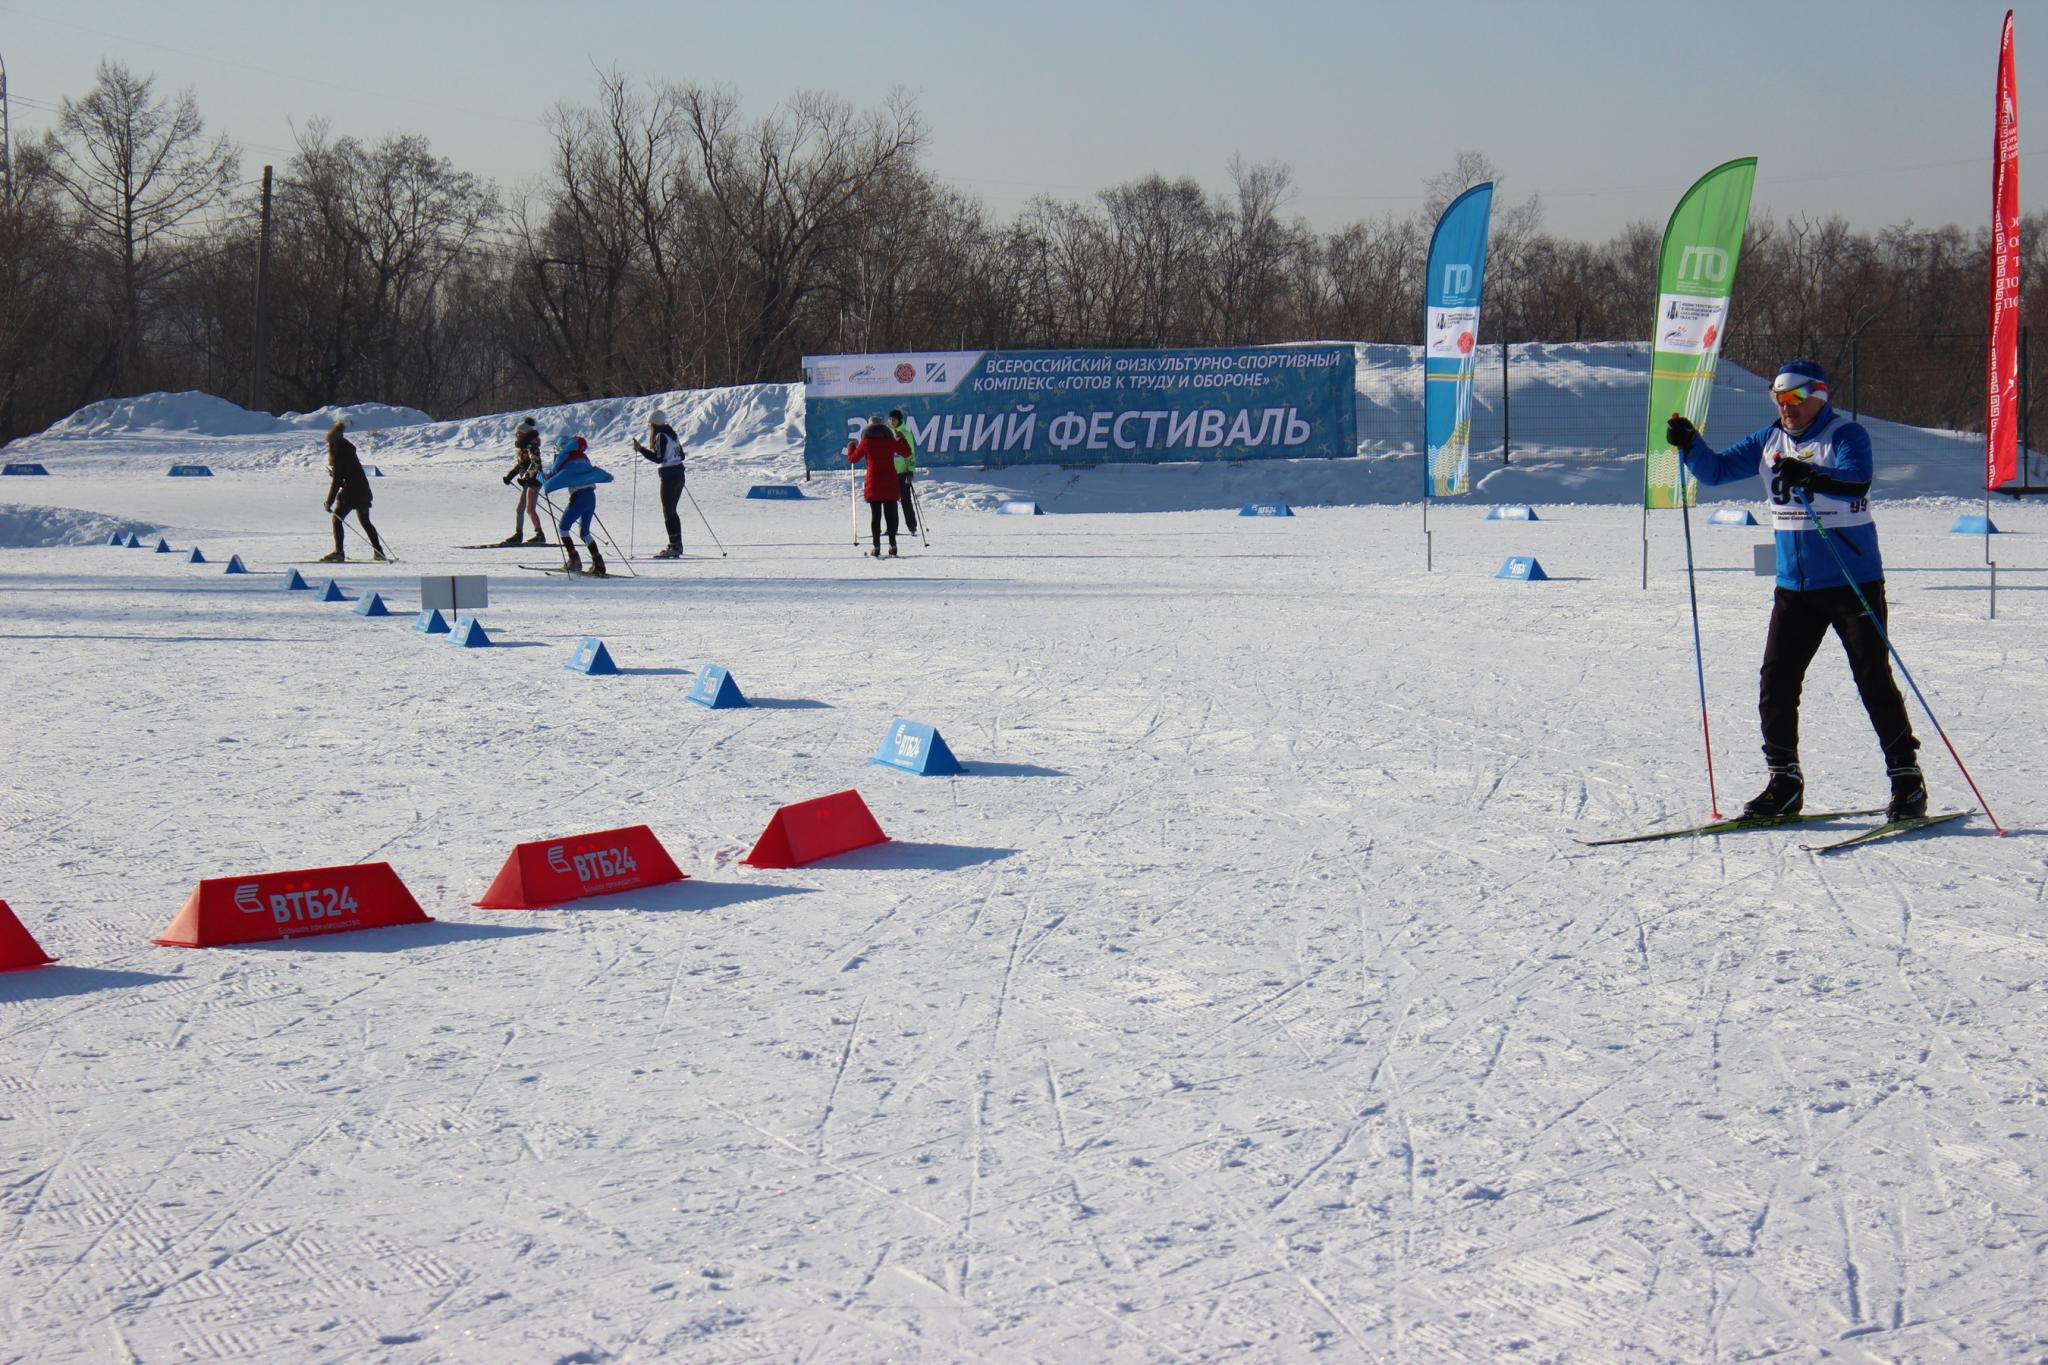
[
  {"x1": 0, "y1": 503, "x2": 155, "y2": 549},
  {"x1": 1, "y1": 344, "x2": 2004, "y2": 502},
  {"x1": 36, "y1": 391, "x2": 429, "y2": 440}
]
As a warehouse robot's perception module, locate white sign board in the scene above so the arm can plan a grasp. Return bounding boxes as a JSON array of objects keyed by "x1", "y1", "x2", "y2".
[{"x1": 420, "y1": 575, "x2": 489, "y2": 612}]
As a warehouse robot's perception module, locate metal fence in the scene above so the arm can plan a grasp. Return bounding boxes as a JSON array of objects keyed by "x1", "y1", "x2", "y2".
[{"x1": 1358, "y1": 332, "x2": 2044, "y2": 493}]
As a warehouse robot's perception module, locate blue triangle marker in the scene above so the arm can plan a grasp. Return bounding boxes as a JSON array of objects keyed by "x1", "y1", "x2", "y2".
[
  {"x1": 1497, "y1": 555, "x2": 1548, "y2": 581},
  {"x1": 107, "y1": 530, "x2": 125, "y2": 546},
  {"x1": 686, "y1": 664, "x2": 748, "y2": 709},
  {"x1": 871, "y1": 718, "x2": 964, "y2": 775},
  {"x1": 447, "y1": 615, "x2": 491, "y2": 648},
  {"x1": 413, "y1": 608, "x2": 450, "y2": 634},
  {"x1": 1239, "y1": 502, "x2": 1293, "y2": 517},
  {"x1": 315, "y1": 578, "x2": 349, "y2": 602},
  {"x1": 282, "y1": 568, "x2": 310, "y2": 591},
  {"x1": 184, "y1": 547, "x2": 207, "y2": 564},
  {"x1": 153, "y1": 538, "x2": 172, "y2": 553},
  {"x1": 1951, "y1": 514, "x2": 2000, "y2": 535},
  {"x1": 125, "y1": 532, "x2": 144, "y2": 548},
  {"x1": 1487, "y1": 504, "x2": 1539, "y2": 521},
  {"x1": 353, "y1": 591, "x2": 392, "y2": 617},
  {"x1": 565, "y1": 637, "x2": 620, "y2": 675},
  {"x1": 223, "y1": 555, "x2": 248, "y2": 574}
]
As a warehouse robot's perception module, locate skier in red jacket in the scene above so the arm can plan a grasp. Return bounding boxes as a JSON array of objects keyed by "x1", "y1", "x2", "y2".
[{"x1": 846, "y1": 416, "x2": 908, "y2": 557}]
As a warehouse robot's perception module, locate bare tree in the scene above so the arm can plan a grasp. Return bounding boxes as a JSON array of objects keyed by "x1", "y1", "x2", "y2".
[
  {"x1": 43, "y1": 61, "x2": 239, "y2": 394},
  {"x1": 681, "y1": 84, "x2": 925, "y2": 381}
]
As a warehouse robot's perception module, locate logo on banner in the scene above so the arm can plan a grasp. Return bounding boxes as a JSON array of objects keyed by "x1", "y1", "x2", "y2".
[
  {"x1": 1656, "y1": 295, "x2": 1729, "y2": 355},
  {"x1": 1441, "y1": 264, "x2": 1474, "y2": 298},
  {"x1": 1426, "y1": 307, "x2": 1481, "y2": 360},
  {"x1": 851, "y1": 365, "x2": 879, "y2": 382},
  {"x1": 234, "y1": 883, "x2": 264, "y2": 914},
  {"x1": 924, "y1": 362, "x2": 946, "y2": 382},
  {"x1": 1676, "y1": 245, "x2": 1731, "y2": 286},
  {"x1": 895, "y1": 363, "x2": 915, "y2": 384},
  {"x1": 547, "y1": 845, "x2": 571, "y2": 875}
]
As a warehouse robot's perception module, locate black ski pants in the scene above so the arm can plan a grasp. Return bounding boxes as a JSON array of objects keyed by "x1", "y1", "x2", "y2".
[
  {"x1": 659, "y1": 470, "x2": 685, "y2": 548},
  {"x1": 1758, "y1": 581, "x2": 1919, "y2": 772},
  {"x1": 330, "y1": 497, "x2": 380, "y2": 556},
  {"x1": 868, "y1": 498, "x2": 898, "y2": 552}
]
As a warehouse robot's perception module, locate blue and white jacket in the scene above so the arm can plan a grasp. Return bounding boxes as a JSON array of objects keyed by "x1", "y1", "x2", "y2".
[
  {"x1": 541, "y1": 446, "x2": 614, "y2": 495},
  {"x1": 1681, "y1": 404, "x2": 1883, "y2": 591}
]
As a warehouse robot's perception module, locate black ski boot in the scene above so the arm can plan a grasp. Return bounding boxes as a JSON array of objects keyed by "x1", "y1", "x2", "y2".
[
  {"x1": 563, "y1": 542, "x2": 583, "y2": 573},
  {"x1": 317, "y1": 549, "x2": 345, "y2": 564},
  {"x1": 887, "y1": 541, "x2": 899, "y2": 557},
  {"x1": 585, "y1": 543, "x2": 608, "y2": 578},
  {"x1": 653, "y1": 541, "x2": 682, "y2": 560},
  {"x1": 1740, "y1": 765, "x2": 1804, "y2": 819},
  {"x1": 1886, "y1": 765, "x2": 1928, "y2": 820},
  {"x1": 527, "y1": 530, "x2": 548, "y2": 545},
  {"x1": 498, "y1": 530, "x2": 524, "y2": 547}
]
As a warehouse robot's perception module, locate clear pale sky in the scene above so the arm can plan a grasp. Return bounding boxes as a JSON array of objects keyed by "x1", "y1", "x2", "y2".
[{"x1": 0, "y1": 0, "x2": 2038, "y2": 239}]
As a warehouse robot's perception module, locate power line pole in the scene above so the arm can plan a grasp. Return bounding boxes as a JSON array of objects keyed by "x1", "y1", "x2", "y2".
[
  {"x1": 250, "y1": 164, "x2": 273, "y2": 410},
  {"x1": 1, "y1": 52, "x2": 13, "y2": 201}
]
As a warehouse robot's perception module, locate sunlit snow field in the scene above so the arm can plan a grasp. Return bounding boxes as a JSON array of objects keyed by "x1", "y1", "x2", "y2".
[{"x1": 3, "y1": 350, "x2": 2045, "y2": 1360}]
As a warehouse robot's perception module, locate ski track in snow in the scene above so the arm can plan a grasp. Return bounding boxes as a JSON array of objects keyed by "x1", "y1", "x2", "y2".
[{"x1": 0, "y1": 463, "x2": 2044, "y2": 1361}]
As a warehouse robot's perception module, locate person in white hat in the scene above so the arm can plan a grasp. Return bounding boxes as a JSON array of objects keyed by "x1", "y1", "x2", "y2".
[{"x1": 632, "y1": 410, "x2": 688, "y2": 558}]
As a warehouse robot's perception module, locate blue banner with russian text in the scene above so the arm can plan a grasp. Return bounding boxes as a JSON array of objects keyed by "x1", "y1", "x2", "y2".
[
  {"x1": 802, "y1": 345, "x2": 1357, "y2": 472},
  {"x1": 1423, "y1": 183, "x2": 1493, "y2": 498}
]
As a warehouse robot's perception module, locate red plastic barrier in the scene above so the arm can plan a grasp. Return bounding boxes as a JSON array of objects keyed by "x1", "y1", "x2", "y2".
[
  {"x1": 154, "y1": 863, "x2": 431, "y2": 948},
  {"x1": 474, "y1": 824, "x2": 685, "y2": 909},
  {"x1": 0, "y1": 899, "x2": 56, "y2": 971},
  {"x1": 741, "y1": 789, "x2": 889, "y2": 869}
]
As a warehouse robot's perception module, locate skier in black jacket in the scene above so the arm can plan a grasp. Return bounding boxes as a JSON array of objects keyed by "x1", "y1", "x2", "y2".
[{"x1": 321, "y1": 418, "x2": 386, "y2": 562}]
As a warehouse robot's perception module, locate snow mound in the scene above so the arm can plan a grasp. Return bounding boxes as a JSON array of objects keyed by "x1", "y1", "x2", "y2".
[
  {"x1": 36, "y1": 391, "x2": 431, "y2": 441},
  {"x1": 277, "y1": 403, "x2": 433, "y2": 433},
  {"x1": 0, "y1": 503, "x2": 155, "y2": 549},
  {"x1": 370, "y1": 384, "x2": 802, "y2": 477},
  {"x1": 45, "y1": 392, "x2": 284, "y2": 438}
]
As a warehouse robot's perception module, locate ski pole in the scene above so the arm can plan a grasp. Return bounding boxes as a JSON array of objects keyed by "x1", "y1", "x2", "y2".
[
  {"x1": 630, "y1": 446, "x2": 640, "y2": 560},
  {"x1": 851, "y1": 464, "x2": 859, "y2": 547},
  {"x1": 588, "y1": 508, "x2": 639, "y2": 578},
  {"x1": 908, "y1": 477, "x2": 929, "y2": 547},
  {"x1": 683, "y1": 482, "x2": 727, "y2": 556},
  {"x1": 1676, "y1": 488, "x2": 1723, "y2": 818},
  {"x1": 1794, "y1": 487, "x2": 2006, "y2": 834},
  {"x1": 341, "y1": 515, "x2": 396, "y2": 562}
]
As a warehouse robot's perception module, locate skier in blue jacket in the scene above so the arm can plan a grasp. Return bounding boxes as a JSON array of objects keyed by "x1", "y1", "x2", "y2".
[
  {"x1": 541, "y1": 435, "x2": 611, "y2": 577},
  {"x1": 1666, "y1": 358, "x2": 1923, "y2": 820}
]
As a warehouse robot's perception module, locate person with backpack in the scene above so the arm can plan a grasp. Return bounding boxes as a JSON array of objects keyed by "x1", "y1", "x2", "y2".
[
  {"x1": 845, "y1": 415, "x2": 908, "y2": 558},
  {"x1": 498, "y1": 416, "x2": 547, "y2": 546},
  {"x1": 888, "y1": 408, "x2": 919, "y2": 539},
  {"x1": 320, "y1": 417, "x2": 386, "y2": 563},
  {"x1": 631, "y1": 410, "x2": 688, "y2": 558},
  {"x1": 542, "y1": 434, "x2": 612, "y2": 577}
]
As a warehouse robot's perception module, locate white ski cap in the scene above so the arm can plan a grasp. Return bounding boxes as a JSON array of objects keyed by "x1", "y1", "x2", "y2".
[{"x1": 648, "y1": 410, "x2": 666, "y2": 426}]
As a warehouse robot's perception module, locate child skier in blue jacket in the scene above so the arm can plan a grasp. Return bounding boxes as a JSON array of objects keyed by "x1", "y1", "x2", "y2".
[{"x1": 541, "y1": 435, "x2": 613, "y2": 576}]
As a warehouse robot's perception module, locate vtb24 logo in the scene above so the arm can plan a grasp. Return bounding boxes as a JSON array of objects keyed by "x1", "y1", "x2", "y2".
[
  {"x1": 547, "y1": 844, "x2": 640, "y2": 884},
  {"x1": 235, "y1": 881, "x2": 359, "y2": 925}
]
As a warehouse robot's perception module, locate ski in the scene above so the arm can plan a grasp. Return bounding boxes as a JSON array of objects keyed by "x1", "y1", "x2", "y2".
[
  {"x1": 285, "y1": 558, "x2": 394, "y2": 566},
  {"x1": 515, "y1": 564, "x2": 611, "y2": 578},
  {"x1": 1801, "y1": 811, "x2": 1970, "y2": 855},
  {"x1": 456, "y1": 542, "x2": 552, "y2": 550},
  {"x1": 1576, "y1": 807, "x2": 1885, "y2": 847}
]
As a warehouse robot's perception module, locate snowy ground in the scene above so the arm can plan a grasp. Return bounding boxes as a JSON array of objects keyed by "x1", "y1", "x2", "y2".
[{"x1": 3, "y1": 417, "x2": 2047, "y2": 1360}]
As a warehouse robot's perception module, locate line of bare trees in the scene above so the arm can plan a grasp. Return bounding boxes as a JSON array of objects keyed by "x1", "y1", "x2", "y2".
[{"x1": 4, "y1": 61, "x2": 2045, "y2": 444}]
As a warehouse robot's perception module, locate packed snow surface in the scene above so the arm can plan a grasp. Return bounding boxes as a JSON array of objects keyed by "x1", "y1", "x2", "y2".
[{"x1": 1, "y1": 365, "x2": 2045, "y2": 1360}]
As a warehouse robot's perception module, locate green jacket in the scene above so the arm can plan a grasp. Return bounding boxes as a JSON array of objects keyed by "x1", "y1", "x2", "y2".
[{"x1": 890, "y1": 420, "x2": 918, "y2": 474}]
